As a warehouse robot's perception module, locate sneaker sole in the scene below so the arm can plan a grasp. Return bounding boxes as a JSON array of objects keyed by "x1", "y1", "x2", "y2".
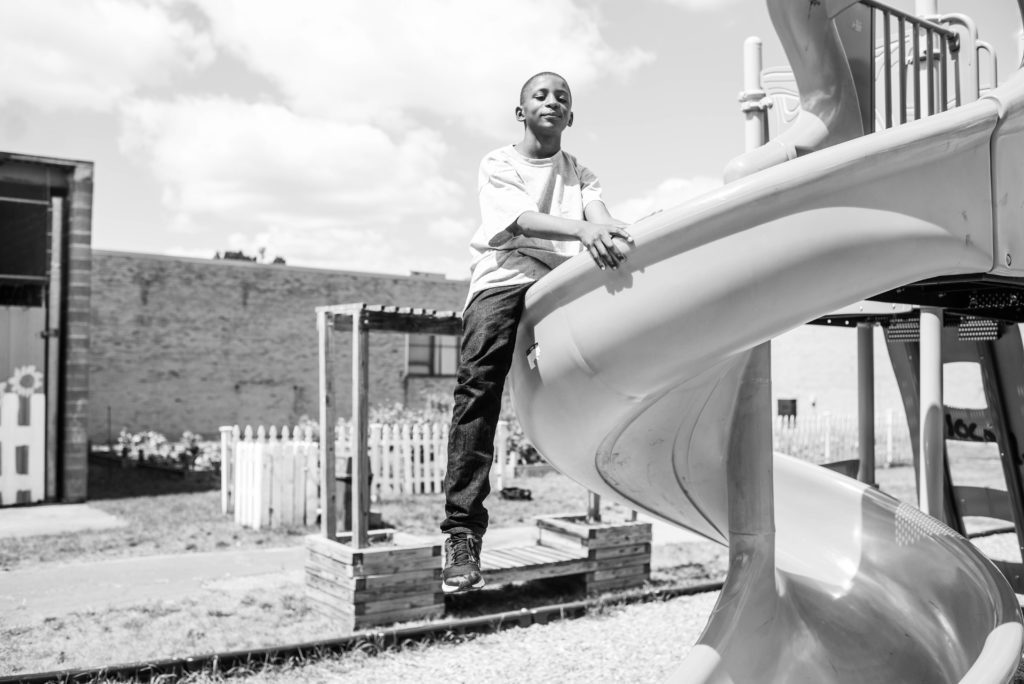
[{"x1": 441, "y1": 578, "x2": 486, "y2": 594}]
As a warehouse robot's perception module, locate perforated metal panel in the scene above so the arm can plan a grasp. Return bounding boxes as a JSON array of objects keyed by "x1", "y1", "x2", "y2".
[{"x1": 957, "y1": 316, "x2": 1002, "y2": 342}]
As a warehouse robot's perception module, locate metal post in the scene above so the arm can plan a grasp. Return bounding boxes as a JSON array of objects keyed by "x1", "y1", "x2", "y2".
[
  {"x1": 45, "y1": 196, "x2": 63, "y2": 501},
  {"x1": 351, "y1": 311, "x2": 371, "y2": 549},
  {"x1": 740, "y1": 37, "x2": 768, "y2": 152},
  {"x1": 724, "y1": 35, "x2": 775, "y2": 576},
  {"x1": 915, "y1": 1, "x2": 940, "y2": 116},
  {"x1": 727, "y1": 342, "x2": 775, "y2": 542},
  {"x1": 857, "y1": 323, "x2": 876, "y2": 485},
  {"x1": 919, "y1": 307, "x2": 945, "y2": 519}
]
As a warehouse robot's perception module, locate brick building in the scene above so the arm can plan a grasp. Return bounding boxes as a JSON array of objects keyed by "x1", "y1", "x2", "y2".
[
  {"x1": 89, "y1": 250, "x2": 469, "y2": 446},
  {"x1": 0, "y1": 152, "x2": 94, "y2": 503}
]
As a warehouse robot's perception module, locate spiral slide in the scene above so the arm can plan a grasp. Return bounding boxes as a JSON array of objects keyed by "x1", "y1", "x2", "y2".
[{"x1": 508, "y1": 69, "x2": 1024, "y2": 681}]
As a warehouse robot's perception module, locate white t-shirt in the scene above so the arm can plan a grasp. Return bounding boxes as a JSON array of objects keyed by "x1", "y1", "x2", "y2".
[{"x1": 466, "y1": 144, "x2": 604, "y2": 305}]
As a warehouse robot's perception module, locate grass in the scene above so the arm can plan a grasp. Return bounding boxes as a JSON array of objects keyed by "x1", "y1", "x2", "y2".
[{"x1": 0, "y1": 441, "x2": 1011, "y2": 679}]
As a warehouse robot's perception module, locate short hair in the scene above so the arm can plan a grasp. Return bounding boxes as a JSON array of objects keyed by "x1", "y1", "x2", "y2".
[{"x1": 519, "y1": 72, "x2": 572, "y2": 105}]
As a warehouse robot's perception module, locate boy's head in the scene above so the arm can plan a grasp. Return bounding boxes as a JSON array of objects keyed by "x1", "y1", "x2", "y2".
[{"x1": 515, "y1": 71, "x2": 573, "y2": 134}]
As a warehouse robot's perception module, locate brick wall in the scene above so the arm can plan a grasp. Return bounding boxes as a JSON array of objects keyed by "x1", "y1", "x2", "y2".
[
  {"x1": 89, "y1": 251, "x2": 469, "y2": 444},
  {"x1": 63, "y1": 164, "x2": 94, "y2": 501}
]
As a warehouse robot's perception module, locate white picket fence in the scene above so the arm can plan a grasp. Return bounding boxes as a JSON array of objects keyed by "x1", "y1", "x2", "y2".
[
  {"x1": 773, "y1": 411, "x2": 912, "y2": 467},
  {"x1": 223, "y1": 425, "x2": 320, "y2": 530},
  {"x1": 221, "y1": 420, "x2": 512, "y2": 530},
  {"x1": 0, "y1": 393, "x2": 46, "y2": 506}
]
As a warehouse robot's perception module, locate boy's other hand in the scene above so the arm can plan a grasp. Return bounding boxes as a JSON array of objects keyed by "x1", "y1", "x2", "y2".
[{"x1": 579, "y1": 223, "x2": 632, "y2": 270}]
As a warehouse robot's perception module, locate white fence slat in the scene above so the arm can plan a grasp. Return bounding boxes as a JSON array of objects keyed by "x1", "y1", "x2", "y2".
[
  {"x1": 413, "y1": 423, "x2": 425, "y2": 494},
  {"x1": 369, "y1": 424, "x2": 383, "y2": 503},
  {"x1": 220, "y1": 426, "x2": 234, "y2": 514},
  {"x1": 431, "y1": 423, "x2": 444, "y2": 494},
  {"x1": 291, "y1": 436, "x2": 305, "y2": 524},
  {"x1": 400, "y1": 424, "x2": 413, "y2": 495},
  {"x1": 0, "y1": 393, "x2": 46, "y2": 506},
  {"x1": 381, "y1": 424, "x2": 396, "y2": 496}
]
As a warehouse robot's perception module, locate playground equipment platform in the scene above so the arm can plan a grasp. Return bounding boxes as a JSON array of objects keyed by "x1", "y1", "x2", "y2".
[
  {"x1": 305, "y1": 304, "x2": 651, "y2": 629},
  {"x1": 508, "y1": 1, "x2": 1024, "y2": 680}
]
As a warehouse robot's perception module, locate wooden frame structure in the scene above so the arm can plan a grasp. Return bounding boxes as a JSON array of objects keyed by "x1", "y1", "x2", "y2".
[
  {"x1": 307, "y1": 303, "x2": 651, "y2": 628},
  {"x1": 316, "y1": 303, "x2": 462, "y2": 547}
]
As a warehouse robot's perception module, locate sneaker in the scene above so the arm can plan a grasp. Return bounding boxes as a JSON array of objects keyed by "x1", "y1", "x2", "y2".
[{"x1": 441, "y1": 532, "x2": 485, "y2": 594}]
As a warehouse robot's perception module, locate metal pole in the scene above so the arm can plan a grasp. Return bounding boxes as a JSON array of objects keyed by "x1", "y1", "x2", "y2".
[
  {"x1": 741, "y1": 37, "x2": 767, "y2": 152},
  {"x1": 45, "y1": 196, "x2": 63, "y2": 501},
  {"x1": 738, "y1": 37, "x2": 770, "y2": 153},
  {"x1": 351, "y1": 311, "x2": 371, "y2": 549},
  {"x1": 857, "y1": 324, "x2": 876, "y2": 485},
  {"x1": 916, "y1": 1, "x2": 939, "y2": 117},
  {"x1": 919, "y1": 307, "x2": 945, "y2": 519},
  {"x1": 725, "y1": 35, "x2": 775, "y2": 569}
]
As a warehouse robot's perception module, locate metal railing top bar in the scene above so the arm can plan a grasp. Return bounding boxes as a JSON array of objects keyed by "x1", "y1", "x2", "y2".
[{"x1": 859, "y1": 0, "x2": 960, "y2": 45}]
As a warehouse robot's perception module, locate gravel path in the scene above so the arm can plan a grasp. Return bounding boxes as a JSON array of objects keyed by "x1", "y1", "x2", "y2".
[
  {"x1": 249, "y1": 591, "x2": 721, "y2": 684},
  {"x1": 243, "y1": 531, "x2": 1024, "y2": 684}
]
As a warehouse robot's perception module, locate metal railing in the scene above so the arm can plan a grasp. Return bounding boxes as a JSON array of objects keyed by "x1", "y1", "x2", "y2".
[{"x1": 862, "y1": 0, "x2": 962, "y2": 130}]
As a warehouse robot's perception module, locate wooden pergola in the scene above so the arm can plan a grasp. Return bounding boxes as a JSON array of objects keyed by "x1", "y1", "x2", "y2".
[{"x1": 316, "y1": 303, "x2": 462, "y2": 548}]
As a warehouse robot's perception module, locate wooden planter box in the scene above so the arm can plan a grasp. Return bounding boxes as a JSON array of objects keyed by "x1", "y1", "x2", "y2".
[
  {"x1": 536, "y1": 515, "x2": 652, "y2": 594},
  {"x1": 304, "y1": 531, "x2": 443, "y2": 630}
]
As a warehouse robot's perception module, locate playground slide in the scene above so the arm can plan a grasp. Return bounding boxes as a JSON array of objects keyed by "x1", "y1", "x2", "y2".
[{"x1": 508, "y1": 72, "x2": 1024, "y2": 681}]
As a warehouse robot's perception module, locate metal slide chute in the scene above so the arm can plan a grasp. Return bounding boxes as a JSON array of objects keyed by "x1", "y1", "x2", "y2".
[{"x1": 508, "y1": 58, "x2": 1024, "y2": 684}]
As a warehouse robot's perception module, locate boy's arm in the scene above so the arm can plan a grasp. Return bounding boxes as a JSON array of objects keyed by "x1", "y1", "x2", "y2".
[
  {"x1": 583, "y1": 200, "x2": 627, "y2": 229},
  {"x1": 512, "y1": 211, "x2": 632, "y2": 270}
]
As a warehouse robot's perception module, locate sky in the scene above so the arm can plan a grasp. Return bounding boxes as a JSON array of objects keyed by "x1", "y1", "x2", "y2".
[{"x1": 2, "y1": 0, "x2": 1022, "y2": 279}]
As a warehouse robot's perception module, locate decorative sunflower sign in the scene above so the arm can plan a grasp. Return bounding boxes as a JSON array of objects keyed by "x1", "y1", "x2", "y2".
[{"x1": 7, "y1": 366, "x2": 44, "y2": 397}]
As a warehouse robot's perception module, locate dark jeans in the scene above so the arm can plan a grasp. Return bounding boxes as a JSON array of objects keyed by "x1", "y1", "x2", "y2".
[{"x1": 441, "y1": 282, "x2": 532, "y2": 537}]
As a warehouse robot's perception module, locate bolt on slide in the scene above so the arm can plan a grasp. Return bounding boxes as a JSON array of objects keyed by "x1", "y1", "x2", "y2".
[{"x1": 509, "y1": 1, "x2": 1024, "y2": 681}]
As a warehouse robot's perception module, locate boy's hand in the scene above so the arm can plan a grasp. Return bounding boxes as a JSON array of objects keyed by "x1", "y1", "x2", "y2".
[{"x1": 579, "y1": 223, "x2": 633, "y2": 270}]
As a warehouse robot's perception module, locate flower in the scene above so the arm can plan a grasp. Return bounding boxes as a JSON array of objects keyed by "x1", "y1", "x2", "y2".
[{"x1": 8, "y1": 366, "x2": 44, "y2": 397}]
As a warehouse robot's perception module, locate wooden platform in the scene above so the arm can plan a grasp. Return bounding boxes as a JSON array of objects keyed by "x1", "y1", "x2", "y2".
[
  {"x1": 479, "y1": 516, "x2": 653, "y2": 593},
  {"x1": 481, "y1": 543, "x2": 592, "y2": 585},
  {"x1": 304, "y1": 532, "x2": 444, "y2": 629}
]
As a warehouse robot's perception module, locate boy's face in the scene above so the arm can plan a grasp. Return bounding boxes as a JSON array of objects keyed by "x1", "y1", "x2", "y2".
[{"x1": 515, "y1": 74, "x2": 573, "y2": 134}]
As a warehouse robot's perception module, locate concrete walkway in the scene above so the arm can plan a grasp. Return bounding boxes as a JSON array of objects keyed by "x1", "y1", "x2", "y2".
[
  {"x1": 0, "y1": 503, "x2": 126, "y2": 538},
  {"x1": 0, "y1": 547, "x2": 304, "y2": 626},
  {"x1": 0, "y1": 507, "x2": 705, "y2": 628}
]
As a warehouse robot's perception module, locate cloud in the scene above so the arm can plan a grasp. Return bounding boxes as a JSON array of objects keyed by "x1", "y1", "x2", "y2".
[
  {"x1": 428, "y1": 217, "x2": 475, "y2": 244},
  {"x1": 0, "y1": 0, "x2": 213, "y2": 111},
  {"x1": 119, "y1": 96, "x2": 462, "y2": 226},
  {"x1": 224, "y1": 224, "x2": 471, "y2": 278},
  {"x1": 612, "y1": 175, "x2": 722, "y2": 222},
  {"x1": 118, "y1": 96, "x2": 469, "y2": 274},
  {"x1": 653, "y1": 0, "x2": 743, "y2": 11},
  {"x1": 186, "y1": 0, "x2": 654, "y2": 137}
]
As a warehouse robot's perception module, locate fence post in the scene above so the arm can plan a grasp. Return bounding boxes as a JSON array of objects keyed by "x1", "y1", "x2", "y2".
[
  {"x1": 886, "y1": 409, "x2": 894, "y2": 468},
  {"x1": 257, "y1": 426, "x2": 272, "y2": 530},
  {"x1": 369, "y1": 423, "x2": 383, "y2": 503},
  {"x1": 303, "y1": 425, "x2": 319, "y2": 526},
  {"x1": 431, "y1": 422, "x2": 444, "y2": 494},
  {"x1": 220, "y1": 425, "x2": 235, "y2": 515},
  {"x1": 824, "y1": 412, "x2": 832, "y2": 462},
  {"x1": 269, "y1": 426, "x2": 284, "y2": 528},
  {"x1": 401, "y1": 423, "x2": 413, "y2": 495},
  {"x1": 495, "y1": 420, "x2": 510, "y2": 490},
  {"x1": 234, "y1": 426, "x2": 246, "y2": 526}
]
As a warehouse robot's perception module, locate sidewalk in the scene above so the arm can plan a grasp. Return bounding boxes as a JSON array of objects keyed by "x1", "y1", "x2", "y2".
[
  {"x1": 0, "y1": 506, "x2": 704, "y2": 629},
  {"x1": 0, "y1": 503, "x2": 125, "y2": 538}
]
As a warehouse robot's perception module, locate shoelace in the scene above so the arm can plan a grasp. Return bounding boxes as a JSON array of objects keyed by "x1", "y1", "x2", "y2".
[{"x1": 447, "y1": 536, "x2": 478, "y2": 566}]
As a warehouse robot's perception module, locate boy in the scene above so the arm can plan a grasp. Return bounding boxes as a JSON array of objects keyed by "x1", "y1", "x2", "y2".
[{"x1": 440, "y1": 71, "x2": 632, "y2": 593}]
